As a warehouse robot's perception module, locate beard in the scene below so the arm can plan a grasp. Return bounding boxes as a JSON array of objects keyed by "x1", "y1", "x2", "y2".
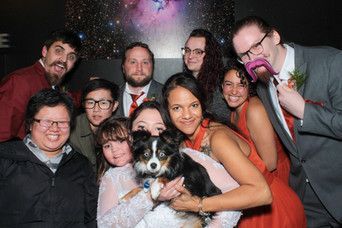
[
  {"x1": 43, "y1": 59, "x2": 68, "y2": 86},
  {"x1": 125, "y1": 74, "x2": 152, "y2": 87},
  {"x1": 254, "y1": 67, "x2": 272, "y2": 84}
]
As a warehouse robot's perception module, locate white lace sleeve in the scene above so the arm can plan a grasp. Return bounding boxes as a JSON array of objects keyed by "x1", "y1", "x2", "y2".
[
  {"x1": 208, "y1": 211, "x2": 242, "y2": 228},
  {"x1": 97, "y1": 165, "x2": 154, "y2": 228}
]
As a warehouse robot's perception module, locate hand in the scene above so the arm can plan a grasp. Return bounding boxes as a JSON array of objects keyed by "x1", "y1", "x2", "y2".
[
  {"x1": 170, "y1": 185, "x2": 199, "y2": 212},
  {"x1": 157, "y1": 176, "x2": 184, "y2": 201},
  {"x1": 277, "y1": 83, "x2": 305, "y2": 119}
]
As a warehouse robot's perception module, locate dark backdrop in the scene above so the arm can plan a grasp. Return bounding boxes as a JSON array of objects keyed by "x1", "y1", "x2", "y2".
[{"x1": 1, "y1": 0, "x2": 341, "y2": 89}]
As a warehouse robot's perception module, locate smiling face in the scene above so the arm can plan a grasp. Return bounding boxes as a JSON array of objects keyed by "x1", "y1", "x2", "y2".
[
  {"x1": 102, "y1": 140, "x2": 132, "y2": 167},
  {"x1": 132, "y1": 108, "x2": 166, "y2": 136},
  {"x1": 167, "y1": 86, "x2": 202, "y2": 139},
  {"x1": 222, "y1": 69, "x2": 249, "y2": 111},
  {"x1": 41, "y1": 41, "x2": 78, "y2": 86},
  {"x1": 233, "y1": 24, "x2": 286, "y2": 75},
  {"x1": 30, "y1": 105, "x2": 70, "y2": 158},
  {"x1": 84, "y1": 89, "x2": 118, "y2": 132},
  {"x1": 183, "y1": 37, "x2": 206, "y2": 76},
  {"x1": 123, "y1": 46, "x2": 153, "y2": 88}
]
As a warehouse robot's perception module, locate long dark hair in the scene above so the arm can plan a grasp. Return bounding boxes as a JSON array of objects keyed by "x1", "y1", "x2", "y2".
[{"x1": 184, "y1": 29, "x2": 224, "y2": 98}]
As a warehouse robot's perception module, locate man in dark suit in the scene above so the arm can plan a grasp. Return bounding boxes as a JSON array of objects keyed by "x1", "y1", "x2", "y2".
[
  {"x1": 232, "y1": 16, "x2": 342, "y2": 227},
  {"x1": 114, "y1": 42, "x2": 163, "y2": 117}
]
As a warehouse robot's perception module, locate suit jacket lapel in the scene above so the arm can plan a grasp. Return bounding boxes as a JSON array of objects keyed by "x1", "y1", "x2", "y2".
[{"x1": 257, "y1": 82, "x2": 298, "y2": 158}]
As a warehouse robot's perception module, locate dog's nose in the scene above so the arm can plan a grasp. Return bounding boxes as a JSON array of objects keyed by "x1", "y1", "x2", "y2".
[{"x1": 150, "y1": 163, "x2": 157, "y2": 169}]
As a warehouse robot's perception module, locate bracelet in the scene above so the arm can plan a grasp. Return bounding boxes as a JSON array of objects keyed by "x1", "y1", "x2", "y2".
[{"x1": 197, "y1": 196, "x2": 210, "y2": 217}]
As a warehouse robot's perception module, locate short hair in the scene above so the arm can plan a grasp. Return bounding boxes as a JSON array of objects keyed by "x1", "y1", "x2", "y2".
[
  {"x1": 96, "y1": 117, "x2": 130, "y2": 182},
  {"x1": 129, "y1": 100, "x2": 172, "y2": 130},
  {"x1": 184, "y1": 28, "x2": 224, "y2": 97},
  {"x1": 25, "y1": 89, "x2": 75, "y2": 133},
  {"x1": 122, "y1": 42, "x2": 155, "y2": 67},
  {"x1": 81, "y1": 78, "x2": 119, "y2": 103},
  {"x1": 44, "y1": 29, "x2": 82, "y2": 53},
  {"x1": 162, "y1": 72, "x2": 209, "y2": 119},
  {"x1": 232, "y1": 15, "x2": 283, "y2": 44}
]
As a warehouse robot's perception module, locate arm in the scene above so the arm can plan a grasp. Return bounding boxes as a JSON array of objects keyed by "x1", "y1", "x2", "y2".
[
  {"x1": 279, "y1": 52, "x2": 342, "y2": 139},
  {"x1": 0, "y1": 75, "x2": 29, "y2": 141},
  {"x1": 246, "y1": 97, "x2": 278, "y2": 171},
  {"x1": 97, "y1": 170, "x2": 154, "y2": 228},
  {"x1": 171, "y1": 129, "x2": 271, "y2": 212},
  {"x1": 83, "y1": 163, "x2": 98, "y2": 227}
]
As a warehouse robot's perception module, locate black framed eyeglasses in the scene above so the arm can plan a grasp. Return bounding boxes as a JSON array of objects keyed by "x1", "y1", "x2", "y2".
[
  {"x1": 237, "y1": 32, "x2": 269, "y2": 63},
  {"x1": 181, "y1": 47, "x2": 205, "y2": 57},
  {"x1": 33, "y1": 119, "x2": 70, "y2": 129},
  {"x1": 83, "y1": 99, "x2": 113, "y2": 110}
]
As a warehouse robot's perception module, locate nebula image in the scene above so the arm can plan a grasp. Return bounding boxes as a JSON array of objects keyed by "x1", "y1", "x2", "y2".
[{"x1": 65, "y1": 0, "x2": 234, "y2": 59}]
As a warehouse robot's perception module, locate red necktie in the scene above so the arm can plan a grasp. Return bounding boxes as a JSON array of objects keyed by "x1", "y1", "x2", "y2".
[
  {"x1": 129, "y1": 92, "x2": 144, "y2": 116},
  {"x1": 281, "y1": 108, "x2": 296, "y2": 142}
]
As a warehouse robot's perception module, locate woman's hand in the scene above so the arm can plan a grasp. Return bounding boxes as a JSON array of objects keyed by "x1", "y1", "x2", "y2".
[
  {"x1": 157, "y1": 176, "x2": 184, "y2": 201},
  {"x1": 170, "y1": 185, "x2": 200, "y2": 212}
]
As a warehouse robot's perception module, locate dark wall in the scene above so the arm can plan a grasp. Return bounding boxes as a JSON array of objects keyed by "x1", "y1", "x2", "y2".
[
  {"x1": 0, "y1": 0, "x2": 65, "y2": 77},
  {"x1": 1, "y1": 0, "x2": 341, "y2": 89},
  {"x1": 235, "y1": 0, "x2": 342, "y2": 49}
]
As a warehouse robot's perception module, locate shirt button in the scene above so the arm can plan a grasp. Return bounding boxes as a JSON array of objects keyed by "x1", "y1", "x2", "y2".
[{"x1": 305, "y1": 178, "x2": 309, "y2": 183}]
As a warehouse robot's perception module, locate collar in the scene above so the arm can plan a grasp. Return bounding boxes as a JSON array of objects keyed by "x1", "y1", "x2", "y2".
[
  {"x1": 278, "y1": 44, "x2": 295, "y2": 81},
  {"x1": 24, "y1": 134, "x2": 72, "y2": 172},
  {"x1": 124, "y1": 81, "x2": 152, "y2": 96}
]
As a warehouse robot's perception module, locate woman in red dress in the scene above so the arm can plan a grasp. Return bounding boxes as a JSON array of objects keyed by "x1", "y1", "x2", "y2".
[{"x1": 221, "y1": 63, "x2": 306, "y2": 227}]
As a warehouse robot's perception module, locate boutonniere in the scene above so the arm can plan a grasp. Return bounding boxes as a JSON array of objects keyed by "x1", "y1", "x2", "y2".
[
  {"x1": 288, "y1": 69, "x2": 306, "y2": 90},
  {"x1": 143, "y1": 94, "x2": 156, "y2": 102}
]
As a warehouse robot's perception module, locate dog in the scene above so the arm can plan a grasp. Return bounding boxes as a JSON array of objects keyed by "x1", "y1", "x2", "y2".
[{"x1": 131, "y1": 129, "x2": 222, "y2": 227}]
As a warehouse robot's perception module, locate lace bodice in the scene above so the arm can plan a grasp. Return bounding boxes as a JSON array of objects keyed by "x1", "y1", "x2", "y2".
[{"x1": 97, "y1": 150, "x2": 241, "y2": 228}]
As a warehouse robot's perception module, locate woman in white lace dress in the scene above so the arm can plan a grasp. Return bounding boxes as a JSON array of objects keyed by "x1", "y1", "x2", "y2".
[{"x1": 96, "y1": 102, "x2": 243, "y2": 227}]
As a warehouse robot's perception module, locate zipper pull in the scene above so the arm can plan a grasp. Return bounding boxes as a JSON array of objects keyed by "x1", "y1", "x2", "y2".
[{"x1": 51, "y1": 177, "x2": 55, "y2": 187}]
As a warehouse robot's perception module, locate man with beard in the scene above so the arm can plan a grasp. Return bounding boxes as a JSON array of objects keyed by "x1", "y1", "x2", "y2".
[
  {"x1": 0, "y1": 30, "x2": 81, "y2": 142},
  {"x1": 114, "y1": 42, "x2": 163, "y2": 117},
  {"x1": 232, "y1": 16, "x2": 342, "y2": 227}
]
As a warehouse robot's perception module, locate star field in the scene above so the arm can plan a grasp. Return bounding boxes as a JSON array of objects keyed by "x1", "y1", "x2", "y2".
[{"x1": 65, "y1": 0, "x2": 234, "y2": 59}]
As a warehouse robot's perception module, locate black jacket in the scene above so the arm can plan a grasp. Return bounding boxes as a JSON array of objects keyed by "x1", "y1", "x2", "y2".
[{"x1": 0, "y1": 141, "x2": 98, "y2": 227}]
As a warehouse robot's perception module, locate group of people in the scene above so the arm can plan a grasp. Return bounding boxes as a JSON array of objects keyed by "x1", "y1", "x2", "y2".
[{"x1": 0, "y1": 15, "x2": 341, "y2": 228}]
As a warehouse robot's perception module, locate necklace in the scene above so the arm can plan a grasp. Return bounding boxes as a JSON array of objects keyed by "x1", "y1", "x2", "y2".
[{"x1": 184, "y1": 118, "x2": 210, "y2": 151}]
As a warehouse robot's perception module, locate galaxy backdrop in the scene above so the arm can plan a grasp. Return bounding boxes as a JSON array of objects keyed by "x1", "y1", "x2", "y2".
[{"x1": 65, "y1": 0, "x2": 234, "y2": 59}]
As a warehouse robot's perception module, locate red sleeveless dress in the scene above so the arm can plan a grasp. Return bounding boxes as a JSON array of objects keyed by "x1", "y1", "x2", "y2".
[
  {"x1": 236, "y1": 101, "x2": 306, "y2": 227},
  {"x1": 232, "y1": 100, "x2": 291, "y2": 184}
]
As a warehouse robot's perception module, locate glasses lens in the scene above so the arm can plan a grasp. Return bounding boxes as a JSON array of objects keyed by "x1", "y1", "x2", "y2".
[
  {"x1": 193, "y1": 49, "x2": 204, "y2": 56},
  {"x1": 99, "y1": 100, "x2": 111, "y2": 110},
  {"x1": 249, "y1": 43, "x2": 263, "y2": 55},
  {"x1": 57, "y1": 121, "x2": 70, "y2": 128},
  {"x1": 84, "y1": 100, "x2": 95, "y2": 109}
]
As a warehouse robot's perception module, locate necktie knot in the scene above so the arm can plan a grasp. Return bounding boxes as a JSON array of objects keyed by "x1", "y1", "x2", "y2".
[{"x1": 129, "y1": 92, "x2": 145, "y2": 116}]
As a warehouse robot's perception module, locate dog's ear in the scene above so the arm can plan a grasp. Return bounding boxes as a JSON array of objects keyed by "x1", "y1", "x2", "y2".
[
  {"x1": 159, "y1": 129, "x2": 183, "y2": 147},
  {"x1": 132, "y1": 130, "x2": 151, "y2": 146}
]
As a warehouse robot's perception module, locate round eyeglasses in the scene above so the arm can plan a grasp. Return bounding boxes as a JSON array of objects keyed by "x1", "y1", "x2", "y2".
[
  {"x1": 181, "y1": 47, "x2": 205, "y2": 57},
  {"x1": 237, "y1": 32, "x2": 269, "y2": 63},
  {"x1": 83, "y1": 99, "x2": 113, "y2": 110}
]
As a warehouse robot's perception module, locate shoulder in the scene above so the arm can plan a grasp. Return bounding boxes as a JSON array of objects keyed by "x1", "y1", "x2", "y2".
[
  {"x1": 246, "y1": 97, "x2": 268, "y2": 122},
  {"x1": 294, "y1": 43, "x2": 342, "y2": 60},
  {"x1": 0, "y1": 141, "x2": 30, "y2": 161},
  {"x1": 151, "y1": 79, "x2": 163, "y2": 89}
]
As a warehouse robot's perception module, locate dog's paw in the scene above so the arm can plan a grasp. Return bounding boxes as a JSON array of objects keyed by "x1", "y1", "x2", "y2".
[{"x1": 150, "y1": 180, "x2": 163, "y2": 200}]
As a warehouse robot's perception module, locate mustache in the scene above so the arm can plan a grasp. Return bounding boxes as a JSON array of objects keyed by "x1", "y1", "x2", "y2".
[
  {"x1": 49, "y1": 60, "x2": 67, "y2": 69},
  {"x1": 244, "y1": 58, "x2": 278, "y2": 82}
]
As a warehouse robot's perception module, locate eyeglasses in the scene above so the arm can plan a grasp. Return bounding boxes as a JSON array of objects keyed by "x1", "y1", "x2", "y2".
[
  {"x1": 83, "y1": 99, "x2": 113, "y2": 110},
  {"x1": 237, "y1": 32, "x2": 269, "y2": 63},
  {"x1": 181, "y1": 47, "x2": 205, "y2": 57},
  {"x1": 33, "y1": 119, "x2": 70, "y2": 129}
]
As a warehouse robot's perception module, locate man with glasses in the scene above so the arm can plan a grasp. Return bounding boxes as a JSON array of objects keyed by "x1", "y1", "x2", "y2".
[
  {"x1": 69, "y1": 78, "x2": 119, "y2": 171},
  {"x1": 0, "y1": 29, "x2": 82, "y2": 142},
  {"x1": 232, "y1": 15, "x2": 342, "y2": 227},
  {"x1": 114, "y1": 42, "x2": 163, "y2": 118}
]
